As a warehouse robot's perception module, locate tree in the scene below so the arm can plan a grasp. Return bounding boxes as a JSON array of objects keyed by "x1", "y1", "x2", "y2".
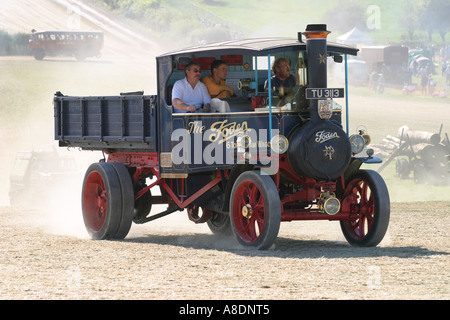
[
  {"x1": 399, "y1": 0, "x2": 424, "y2": 41},
  {"x1": 321, "y1": 0, "x2": 367, "y2": 33},
  {"x1": 420, "y1": 0, "x2": 449, "y2": 43}
]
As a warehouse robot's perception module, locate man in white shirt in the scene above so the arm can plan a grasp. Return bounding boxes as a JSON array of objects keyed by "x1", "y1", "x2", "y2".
[{"x1": 172, "y1": 62, "x2": 211, "y2": 113}]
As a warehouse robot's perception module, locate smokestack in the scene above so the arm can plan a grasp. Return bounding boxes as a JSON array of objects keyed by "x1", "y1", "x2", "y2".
[{"x1": 303, "y1": 24, "x2": 330, "y2": 121}]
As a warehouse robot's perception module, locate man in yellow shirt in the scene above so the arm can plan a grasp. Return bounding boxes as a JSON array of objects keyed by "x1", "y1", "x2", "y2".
[{"x1": 203, "y1": 59, "x2": 235, "y2": 98}]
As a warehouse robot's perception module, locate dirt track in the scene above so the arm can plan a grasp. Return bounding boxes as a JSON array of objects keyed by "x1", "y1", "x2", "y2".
[{"x1": 0, "y1": 201, "x2": 448, "y2": 300}]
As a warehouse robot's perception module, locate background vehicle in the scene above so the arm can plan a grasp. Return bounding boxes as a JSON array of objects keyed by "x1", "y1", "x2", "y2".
[
  {"x1": 360, "y1": 45, "x2": 409, "y2": 84},
  {"x1": 9, "y1": 149, "x2": 79, "y2": 206},
  {"x1": 373, "y1": 125, "x2": 450, "y2": 185},
  {"x1": 54, "y1": 24, "x2": 390, "y2": 249},
  {"x1": 29, "y1": 30, "x2": 103, "y2": 61}
]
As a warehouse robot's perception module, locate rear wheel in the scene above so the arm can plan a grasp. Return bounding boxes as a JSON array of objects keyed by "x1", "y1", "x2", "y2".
[
  {"x1": 110, "y1": 162, "x2": 134, "y2": 239},
  {"x1": 207, "y1": 211, "x2": 232, "y2": 236},
  {"x1": 340, "y1": 169, "x2": 390, "y2": 247},
  {"x1": 230, "y1": 170, "x2": 281, "y2": 249},
  {"x1": 75, "y1": 51, "x2": 86, "y2": 61},
  {"x1": 82, "y1": 162, "x2": 122, "y2": 239},
  {"x1": 395, "y1": 158, "x2": 410, "y2": 179},
  {"x1": 33, "y1": 49, "x2": 44, "y2": 60},
  {"x1": 133, "y1": 185, "x2": 152, "y2": 223}
]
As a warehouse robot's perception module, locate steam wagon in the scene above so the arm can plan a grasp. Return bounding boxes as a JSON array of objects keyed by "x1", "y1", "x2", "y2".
[{"x1": 54, "y1": 24, "x2": 390, "y2": 249}]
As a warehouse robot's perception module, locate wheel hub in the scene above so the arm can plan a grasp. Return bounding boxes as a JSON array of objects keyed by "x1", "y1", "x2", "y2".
[
  {"x1": 96, "y1": 189, "x2": 106, "y2": 217},
  {"x1": 242, "y1": 204, "x2": 253, "y2": 219}
]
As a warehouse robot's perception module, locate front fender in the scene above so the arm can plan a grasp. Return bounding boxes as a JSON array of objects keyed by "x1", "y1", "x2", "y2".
[{"x1": 344, "y1": 156, "x2": 382, "y2": 181}]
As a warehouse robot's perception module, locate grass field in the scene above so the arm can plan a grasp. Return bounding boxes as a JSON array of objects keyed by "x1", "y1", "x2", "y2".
[
  {"x1": 187, "y1": 0, "x2": 444, "y2": 45},
  {"x1": 0, "y1": 56, "x2": 155, "y2": 120}
]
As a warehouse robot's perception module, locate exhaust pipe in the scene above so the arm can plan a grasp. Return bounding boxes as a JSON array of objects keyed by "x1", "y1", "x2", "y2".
[{"x1": 303, "y1": 24, "x2": 330, "y2": 122}]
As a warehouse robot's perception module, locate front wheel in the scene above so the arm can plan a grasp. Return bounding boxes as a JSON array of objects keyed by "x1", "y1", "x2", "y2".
[
  {"x1": 33, "y1": 49, "x2": 44, "y2": 60},
  {"x1": 230, "y1": 170, "x2": 281, "y2": 249},
  {"x1": 75, "y1": 51, "x2": 86, "y2": 61},
  {"x1": 340, "y1": 169, "x2": 390, "y2": 247}
]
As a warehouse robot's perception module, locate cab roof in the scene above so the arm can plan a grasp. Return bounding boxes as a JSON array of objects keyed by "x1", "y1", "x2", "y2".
[
  {"x1": 157, "y1": 36, "x2": 359, "y2": 59},
  {"x1": 31, "y1": 30, "x2": 103, "y2": 35}
]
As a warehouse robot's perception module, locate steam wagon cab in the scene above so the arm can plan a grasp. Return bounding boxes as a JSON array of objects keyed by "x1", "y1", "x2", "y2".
[{"x1": 55, "y1": 24, "x2": 390, "y2": 249}]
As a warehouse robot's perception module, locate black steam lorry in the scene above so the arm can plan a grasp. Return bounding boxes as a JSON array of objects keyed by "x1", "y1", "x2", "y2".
[{"x1": 54, "y1": 25, "x2": 390, "y2": 249}]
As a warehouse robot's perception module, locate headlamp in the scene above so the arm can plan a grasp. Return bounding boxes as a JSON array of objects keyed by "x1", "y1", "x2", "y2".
[
  {"x1": 349, "y1": 134, "x2": 365, "y2": 154},
  {"x1": 319, "y1": 192, "x2": 341, "y2": 215},
  {"x1": 270, "y1": 135, "x2": 289, "y2": 154}
]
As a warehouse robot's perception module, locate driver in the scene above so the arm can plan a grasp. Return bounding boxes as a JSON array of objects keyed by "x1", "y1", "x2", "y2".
[{"x1": 264, "y1": 57, "x2": 296, "y2": 96}]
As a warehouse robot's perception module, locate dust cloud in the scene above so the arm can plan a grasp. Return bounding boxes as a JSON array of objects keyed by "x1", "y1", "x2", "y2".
[{"x1": 0, "y1": 0, "x2": 163, "y2": 239}]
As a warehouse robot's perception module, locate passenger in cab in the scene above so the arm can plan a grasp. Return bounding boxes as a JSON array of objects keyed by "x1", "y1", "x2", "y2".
[
  {"x1": 265, "y1": 57, "x2": 296, "y2": 95},
  {"x1": 202, "y1": 60, "x2": 235, "y2": 98},
  {"x1": 172, "y1": 61, "x2": 211, "y2": 113}
]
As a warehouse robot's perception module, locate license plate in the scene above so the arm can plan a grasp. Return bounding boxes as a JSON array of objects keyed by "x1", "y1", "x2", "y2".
[{"x1": 306, "y1": 88, "x2": 344, "y2": 99}]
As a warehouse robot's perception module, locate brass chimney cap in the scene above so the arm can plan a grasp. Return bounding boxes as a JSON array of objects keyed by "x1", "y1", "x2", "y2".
[
  {"x1": 303, "y1": 24, "x2": 331, "y2": 39},
  {"x1": 305, "y1": 24, "x2": 329, "y2": 32}
]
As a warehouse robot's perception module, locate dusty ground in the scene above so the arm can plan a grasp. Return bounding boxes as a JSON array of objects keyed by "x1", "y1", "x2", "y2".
[{"x1": 0, "y1": 201, "x2": 448, "y2": 300}]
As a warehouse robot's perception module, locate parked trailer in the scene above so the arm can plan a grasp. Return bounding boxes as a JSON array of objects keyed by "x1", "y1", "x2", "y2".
[{"x1": 54, "y1": 25, "x2": 390, "y2": 249}]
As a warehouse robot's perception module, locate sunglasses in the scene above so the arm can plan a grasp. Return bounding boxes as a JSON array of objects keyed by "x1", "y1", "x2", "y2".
[{"x1": 190, "y1": 68, "x2": 201, "y2": 73}]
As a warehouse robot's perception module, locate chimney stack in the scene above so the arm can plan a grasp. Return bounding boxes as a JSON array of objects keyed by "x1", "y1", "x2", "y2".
[{"x1": 303, "y1": 24, "x2": 330, "y2": 120}]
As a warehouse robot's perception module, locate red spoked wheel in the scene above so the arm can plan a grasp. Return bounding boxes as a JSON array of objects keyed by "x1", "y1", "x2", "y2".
[
  {"x1": 230, "y1": 170, "x2": 281, "y2": 249},
  {"x1": 340, "y1": 169, "x2": 390, "y2": 247},
  {"x1": 82, "y1": 162, "x2": 131, "y2": 240}
]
